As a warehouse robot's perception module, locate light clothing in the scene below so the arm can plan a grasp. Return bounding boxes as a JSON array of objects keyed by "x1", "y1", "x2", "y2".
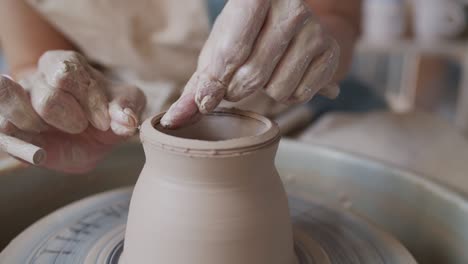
[{"x1": 27, "y1": 0, "x2": 285, "y2": 116}]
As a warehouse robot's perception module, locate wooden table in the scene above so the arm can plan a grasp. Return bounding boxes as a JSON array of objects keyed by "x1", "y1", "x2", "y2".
[{"x1": 299, "y1": 111, "x2": 468, "y2": 196}]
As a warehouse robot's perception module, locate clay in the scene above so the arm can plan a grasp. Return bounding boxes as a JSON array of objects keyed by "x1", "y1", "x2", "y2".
[
  {"x1": 122, "y1": 108, "x2": 297, "y2": 264},
  {"x1": 0, "y1": 116, "x2": 420, "y2": 263}
]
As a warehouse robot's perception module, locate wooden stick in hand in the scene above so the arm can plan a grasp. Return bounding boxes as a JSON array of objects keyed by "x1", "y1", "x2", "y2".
[{"x1": 0, "y1": 133, "x2": 46, "y2": 165}]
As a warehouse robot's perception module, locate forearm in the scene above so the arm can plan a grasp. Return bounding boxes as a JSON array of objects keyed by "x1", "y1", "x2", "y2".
[
  {"x1": 0, "y1": 0, "x2": 75, "y2": 78},
  {"x1": 307, "y1": 0, "x2": 362, "y2": 81}
]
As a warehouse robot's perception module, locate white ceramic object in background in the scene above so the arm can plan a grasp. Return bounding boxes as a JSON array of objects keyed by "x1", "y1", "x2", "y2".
[
  {"x1": 363, "y1": 0, "x2": 406, "y2": 43},
  {"x1": 413, "y1": 0, "x2": 466, "y2": 41}
]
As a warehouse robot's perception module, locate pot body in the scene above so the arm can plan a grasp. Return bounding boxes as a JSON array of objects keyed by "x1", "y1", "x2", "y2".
[{"x1": 122, "y1": 111, "x2": 296, "y2": 264}]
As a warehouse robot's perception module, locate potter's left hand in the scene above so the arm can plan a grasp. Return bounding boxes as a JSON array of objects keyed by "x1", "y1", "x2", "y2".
[
  {"x1": 161, "y1": 0, "x2": 340, "y2": 128},
  {"x1": 0, "y1": 51, "x2": 146, "y2": 173}
]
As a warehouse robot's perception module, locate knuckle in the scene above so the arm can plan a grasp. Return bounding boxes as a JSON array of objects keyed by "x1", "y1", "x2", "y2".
[
  {"x1": 298, "y1": 21, "x2": 326, "y2": 54},
  {"x1": 294, "y1": 4, "x2": 312, "y2": 22},
  {"x1": 308, "y1": 33, "x2": 326, "y2": 53},
  {"x1": 31, "y1": 83, "x2": 88, "y2": 133},
  {"x1": 219, "y1": 46, "x2": 245, "y2": 72},
  {"x1": 197, "y1": 72, "x2": 224, "y2": 93},
  {"x1": 40, "y1": 50, "x2": 91, "y2": 89},
  {"x1": 87, "y1": 88, "x2": 109, "y2": 111},
  {"x1": 35, "y1": 91, "x2": 61, "y2": 117},
  {"x1": 249, "y1": 67, "x2": 269, "y2": 88},
  {"x1": 63, "y1": 51, "x2": 88, "y2": 68},
  {"x1": 40, "y1": 50, "x2": 81, "y2": 70},
  {"x1": 266, "y1": 86, "x2": 289, "y2": 103},
  {"x1": 316, "y1": 29, "x2": 327, "y2": 46},
  {"x1": 229, "y1": 66, "x2": 266, "y2": 99},
  {"x1": 0, "y1": 116, "x2": 15, "y2": 135},
  {"x1": 285, "y1": 1, "x2": 313, "y2": 28}
]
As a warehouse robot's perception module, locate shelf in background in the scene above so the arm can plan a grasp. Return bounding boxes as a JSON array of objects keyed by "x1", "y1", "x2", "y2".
[
  {"x1": 355, "y1": 38, "x2": 468, "y2": 137},
  {"x1": 356, "y1": 39, "x2": 468, "y2": 58}
]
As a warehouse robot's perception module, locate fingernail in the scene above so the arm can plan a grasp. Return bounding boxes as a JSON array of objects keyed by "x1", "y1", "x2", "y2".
[{"x1": 92, "y1": 107, "x2": 110, "y2": 131}]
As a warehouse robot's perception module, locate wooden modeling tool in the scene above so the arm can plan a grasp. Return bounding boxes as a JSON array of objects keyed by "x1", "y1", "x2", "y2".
[{"x1": 0, "y1": 132, "x2": 46, "y2": 165}]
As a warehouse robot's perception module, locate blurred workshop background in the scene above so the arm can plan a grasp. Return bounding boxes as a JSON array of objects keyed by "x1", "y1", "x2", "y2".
[
  {"x1": 1, "y1": 0, "x2": 467, "y2": 176},
  {"x1": 1, "y1": 1, "x2": 468, "y2": 263},
  {"x1": 1, "y1": 0, "x2": 467, "y2": 182}
]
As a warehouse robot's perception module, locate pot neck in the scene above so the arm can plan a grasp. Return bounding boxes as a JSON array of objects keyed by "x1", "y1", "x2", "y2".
[
  {"x1": 139, "y1": 109, "x2": 281, "y2": 184},
  {"x1": 139, "y1": 109, "x2": 281, "y2": 158}
]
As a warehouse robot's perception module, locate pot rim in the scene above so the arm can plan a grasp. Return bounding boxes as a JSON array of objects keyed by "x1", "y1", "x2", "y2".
[{"x1": 140, "y1": 108, "x2": 280, "y2": 156}]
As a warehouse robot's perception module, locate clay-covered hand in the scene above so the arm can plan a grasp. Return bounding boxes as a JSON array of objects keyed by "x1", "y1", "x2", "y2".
[
  {"x1": 0, "y1": 50, "x2": 146, "y2": 173},
  {"x1": 161, "y1": 0, "x2": 340, "y2": 128}
]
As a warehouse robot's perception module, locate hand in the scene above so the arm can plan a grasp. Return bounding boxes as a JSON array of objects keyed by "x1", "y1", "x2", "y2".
[
  {"x1": 0, "y1": 50, "x2": 146, "y2": 173},
  {"x1": 161, "y1": 0, "x2": 340, "y2": 128}
]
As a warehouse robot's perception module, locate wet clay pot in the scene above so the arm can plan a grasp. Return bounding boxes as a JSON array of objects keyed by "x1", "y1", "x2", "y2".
[{"x1": 121, "y1": 109, "x2": 297, "y2": 264}]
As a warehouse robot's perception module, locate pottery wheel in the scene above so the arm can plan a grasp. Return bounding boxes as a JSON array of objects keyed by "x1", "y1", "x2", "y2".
[{"x1": 0, "y1": 188, "x2": 416, "y2": 264}]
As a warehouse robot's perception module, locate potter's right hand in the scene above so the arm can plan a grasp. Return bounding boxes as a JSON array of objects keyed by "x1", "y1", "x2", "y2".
[
  {"x1": 161, "y1": 0, "x2": 342, "y2": 129},
  {"x1": 0, "y1": 50, "x2": 146, "y2": 173}
]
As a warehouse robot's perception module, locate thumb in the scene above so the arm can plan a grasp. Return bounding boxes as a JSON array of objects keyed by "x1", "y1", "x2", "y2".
[{"x1": 108, "y1": 84, "x2": 146, "y2": 137}]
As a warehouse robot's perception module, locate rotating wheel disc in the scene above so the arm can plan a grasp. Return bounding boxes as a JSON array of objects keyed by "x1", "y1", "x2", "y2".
[{"x1": 0, "y1": 188, "x2": 416, "y2": 264}]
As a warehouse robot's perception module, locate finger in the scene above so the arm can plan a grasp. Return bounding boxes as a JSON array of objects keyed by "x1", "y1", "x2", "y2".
[
  {"x1": 28, "y1": 73, "x2": 89, "y2": 134},
  {"x1": 264, "y1": 20, "x2": 326, "y2": 102},
  {"x1": 38, "y1": 50, "x2": 111, "y2": 131},
  {"x1": 0, "y1": 115, "x2": 38, "y2": 143},
  {"x1": 35, "y1": 127, "x2": 120, "y2": 174},
  {"x1": 108, "y1": 84, "x2": 146, "y2": 137},
  {"x1": 161, "y1": 74, "x2": 201, "y2": 129},
  {"x1": 287, "y1": 37, "x2": 340, "y2": 104},
  {"x1": 0, "y1": 115, "x2": 17, "y2": 135},
  {"x1": 0, "y1": 75, "x2": 46, "y2": 133},
  {"x1": 226, "y1": 0, "x2": 312, "y2": 102},
  {"x1": 194, "y1": 0, "x2": 271, "y2": 114}
]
